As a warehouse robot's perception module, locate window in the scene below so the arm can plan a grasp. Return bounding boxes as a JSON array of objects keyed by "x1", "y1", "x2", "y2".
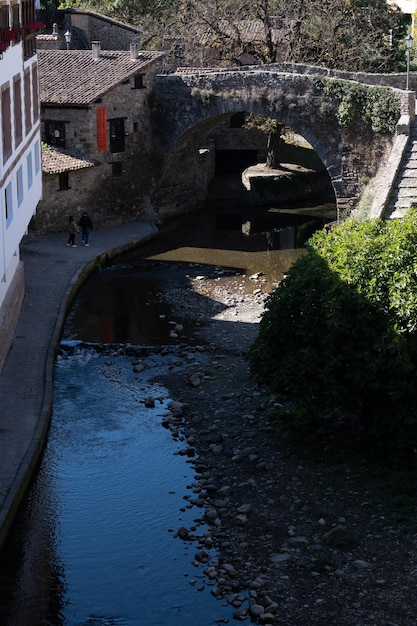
[
  {"x1": 2, "y1": 85, "x2": 12, "y2": 163},
  {"x1": 14, "y1": 75, "x2": 22, "y2": 147},
  {"x1": 24, "y1": 70, "x2": 31, "y2": 134},
  {"x1": 21, "y1": 0, "x2": 34, "y2": 26},
  {"x1": 34, "y1": 140, "x2": 40, "y2": 173},
  {"x1": 27, "y1": 152, "x2": 33, "y2": 188},
  {"x1": 59, "y1": 172, "x2": 69, "y2": 190},
  {"x1": 21, "y1": 0, "x2": 36, "y2": 58},
  {"x1": 1, "y1": 5, "x2": 9, "y2": 30},
  {"x1": 5, "y1": 182, "x2": 13, "y2": 226},
  {"x1": 44, "y1": 121, "x2": 66, "y2": 148},
  {"x1": 112, "y1": 162, "x2": 123, "y2": 177},
  {"x1": 133, "y1": 74, "x2": 145, "y2": 89},
  {"x1": 109, "y1": 118, "x2": 125, "y2": 153},
  {"x1": 32, "y1": 64, "x2": 39, "y2": 121},
  {"x1": 17, "y1": 166, "x2": 24, "y2": 206},
  {"x1": 12, "y1": 4, "x2": 19, "y2": 30}
]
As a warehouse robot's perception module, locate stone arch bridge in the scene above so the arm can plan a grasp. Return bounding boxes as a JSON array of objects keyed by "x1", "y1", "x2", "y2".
[{"x1": 149, "y1": 63, "x2": 414, "y2": 219}]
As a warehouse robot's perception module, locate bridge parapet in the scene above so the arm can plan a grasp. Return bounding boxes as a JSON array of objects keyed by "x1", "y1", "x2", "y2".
[
  {"x1": 174, "y1": 61, "x2": 416, "y2": 98},
  {"x1": 151, "y1": 65, "x2": 410, "y2": 219}
]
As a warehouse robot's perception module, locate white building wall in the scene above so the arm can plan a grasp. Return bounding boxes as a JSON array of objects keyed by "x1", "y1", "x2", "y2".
[
  {"x1": 389, "y1": 0, "x2": 416, "y2": 13},
  {"x1": 0, "y1": 40, "x2": 42, "y2": 309}
]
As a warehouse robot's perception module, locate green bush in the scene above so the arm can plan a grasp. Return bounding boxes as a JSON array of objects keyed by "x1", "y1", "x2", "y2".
[
  {"x1": 248, "y1": 214, "x2": 417, "y2": 462},
  {"x1": 310, "y1": 77, "x2": 401, "y2": 134}
]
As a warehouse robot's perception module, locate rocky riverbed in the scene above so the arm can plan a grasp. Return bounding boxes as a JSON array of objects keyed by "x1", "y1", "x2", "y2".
[{"x1": 148, "y1": 267, "x2": 417, "y2": 626}]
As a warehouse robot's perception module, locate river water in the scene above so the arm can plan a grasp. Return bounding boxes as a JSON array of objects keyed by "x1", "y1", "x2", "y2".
[{"x1": 0, "y1": 202, "x2": 335, "y2": 626}]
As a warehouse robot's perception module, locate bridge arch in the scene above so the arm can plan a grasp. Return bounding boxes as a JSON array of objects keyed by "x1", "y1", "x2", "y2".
[{"x1": 150, "y1": 67, "x2": 403, "y2": 218}]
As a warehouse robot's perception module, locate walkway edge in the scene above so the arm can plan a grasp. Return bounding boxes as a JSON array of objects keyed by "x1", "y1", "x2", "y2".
[{"x1": 0, "y1": 230, "x2": 158, "y2": 550}]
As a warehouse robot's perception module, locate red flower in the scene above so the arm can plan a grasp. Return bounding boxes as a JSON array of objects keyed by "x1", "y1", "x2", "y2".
[{"x1": 0, "y1": 21, "x2": 44, "y2": 54}]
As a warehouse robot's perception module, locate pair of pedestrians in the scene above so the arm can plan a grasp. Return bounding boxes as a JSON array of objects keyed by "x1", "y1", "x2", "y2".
[{"x1": 66, "y1": 212, "x2": 93, "y2": 247}]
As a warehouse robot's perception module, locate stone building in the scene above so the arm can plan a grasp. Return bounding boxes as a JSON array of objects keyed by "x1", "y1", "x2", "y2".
[
  {"x1": 36, "y1": 8, "x2": 143, "y2": 53},
  {"x1": 34, "y1": 43, "x2": 165, "y2": 233}
]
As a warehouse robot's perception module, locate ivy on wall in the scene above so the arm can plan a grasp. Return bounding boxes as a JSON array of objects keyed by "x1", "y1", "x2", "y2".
[{"x1": 310, "y1": 76, "x2": 401, "y2": 134}]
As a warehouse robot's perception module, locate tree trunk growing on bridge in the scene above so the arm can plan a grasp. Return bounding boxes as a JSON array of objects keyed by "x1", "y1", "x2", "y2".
[{"x1": 266, "y1": 126, "x2": 283, "y2": 169}]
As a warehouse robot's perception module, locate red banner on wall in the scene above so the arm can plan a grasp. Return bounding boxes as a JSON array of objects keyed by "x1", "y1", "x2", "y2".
[{"x1": 96, "y1": 106, "x2": 107, "y2": 152}]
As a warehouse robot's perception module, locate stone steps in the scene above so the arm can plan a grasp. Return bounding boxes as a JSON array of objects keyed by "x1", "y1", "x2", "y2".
[{"x1": 387, "y1": 124, "x2": 417, "y2": 217}]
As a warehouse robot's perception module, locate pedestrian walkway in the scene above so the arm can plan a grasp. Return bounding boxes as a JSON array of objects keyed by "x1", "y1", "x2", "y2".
[{"x1": 0, "y1": 220, "x2": 159, "y2": 548}]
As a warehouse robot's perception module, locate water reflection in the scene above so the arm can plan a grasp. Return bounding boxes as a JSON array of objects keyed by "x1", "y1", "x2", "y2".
[
  {"x1": 115, "y1": 203, "x2": 335, "y2": 290},
  {"x1": 1, "y1": 346, "x2": 238, "y2": 626},
  {"x1": 0, "y1": 449, "x2": 66, "y2": 625},
  {"x1": 150, "y1": 203, "x2": 334, "y2": 256}
]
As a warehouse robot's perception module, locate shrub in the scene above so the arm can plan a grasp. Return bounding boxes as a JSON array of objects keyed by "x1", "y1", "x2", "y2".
[
  {"x1": 248, "y1": 214, "x2": 417, "y2": 462},
  {"x1": 310, "y1": 77, "x2": 401, "y2": 134}
]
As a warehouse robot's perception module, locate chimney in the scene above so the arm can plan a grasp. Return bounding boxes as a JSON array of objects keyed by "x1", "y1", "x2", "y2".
[
  {"x1": 130, "y1": 42, "x2": 139, "y2": 60},
  {"x1": 92, "y1": 41, "x2": 101, "y2": 60},
  {"x1": 52, "y1": 23, "x2": 58, "y2": 36}
]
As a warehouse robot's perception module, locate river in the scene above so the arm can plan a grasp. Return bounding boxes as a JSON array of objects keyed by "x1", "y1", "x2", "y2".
[{"x1": 0, "y1": 202, "x2": 335, "y2": 625}]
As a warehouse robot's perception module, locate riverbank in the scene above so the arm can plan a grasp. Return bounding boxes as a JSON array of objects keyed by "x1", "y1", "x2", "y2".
[
  {"x1": 0, "y1": 221, "x2": 159, "y2": 550},
  {"x1": 155, "y1": 269, "x2": 417, "y2": 626}
]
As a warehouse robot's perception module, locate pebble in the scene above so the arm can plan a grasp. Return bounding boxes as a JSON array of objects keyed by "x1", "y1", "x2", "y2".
[
  {"x1": 136, "y1": 277, "x2": 411, "y2": 626},
  {"x1": 270, "y1": 553, "x2": 291, "y2": 563}
]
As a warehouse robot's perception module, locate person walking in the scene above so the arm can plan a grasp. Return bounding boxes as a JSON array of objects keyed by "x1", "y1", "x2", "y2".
[
  {"x1": 66, "y1": 216, "x2": 79, "y2": 247},
  {"x1": 79, "y1": 211, "x2": 93, "y2": 246}
]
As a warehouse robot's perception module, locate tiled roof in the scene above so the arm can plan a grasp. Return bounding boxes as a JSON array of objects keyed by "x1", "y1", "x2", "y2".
[
  {"x1": 38, "y1": 49, "x2": 165, "y2": 104},
  {"x1": 42, "y1": 144, "x2": 97, "y2": 174},
  {"x1": 204, "y1": 19, "x2": 282, "y2": 43}
]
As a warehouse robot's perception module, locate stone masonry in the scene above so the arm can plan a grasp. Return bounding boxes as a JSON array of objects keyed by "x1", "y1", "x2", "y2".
[{"x1": 151, "y1": 68, "x2": 410, "y2": 219}]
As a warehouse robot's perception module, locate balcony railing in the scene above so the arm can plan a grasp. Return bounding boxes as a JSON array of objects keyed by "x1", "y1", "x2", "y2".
[{"x1": 0, "y1": 21, "x2": 44, "y2": 58}]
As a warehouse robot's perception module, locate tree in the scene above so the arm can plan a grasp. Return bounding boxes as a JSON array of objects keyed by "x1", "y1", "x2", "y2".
[
  {"x1": 292, "y1": 0, "x2": 408, "y2": 72},
  {"x1": 244, "y1": 115, "x2": 283, "y2": 169},
  {"x1": 53, "y1": 0, "x2": 408, "y2": 72},
  {"x1": 248, "y1": 214, "x2": 417, "y2": 463},
  {"x1": 171, "y1": 0, "x2": 408, "y2": 72}
]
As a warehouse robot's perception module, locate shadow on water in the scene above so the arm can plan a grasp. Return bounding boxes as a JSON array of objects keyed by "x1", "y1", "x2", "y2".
[
  {"x1": 84, "y1": 202, "x2": 335, "y2": 346},
  {"x1": 118, "y1": 202, "x2": 335, "y2": 259},
  {"x1": 0, "y1": 202, "x2": 335, "y2": 625}
]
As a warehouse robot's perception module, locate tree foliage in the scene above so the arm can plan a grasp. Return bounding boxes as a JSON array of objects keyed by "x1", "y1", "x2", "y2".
[
  {"x1": 284, "y1": 0, "x2": 408, "y2": 72},
  {"x1": 51, "y1": 0, "x2": 409, "y2": 72},
  {"x1": 248, "y1": 214, "x2": 417, "y2": 462},
  {"x1": 163, "y1": 0, "x2": 409, "y2": 70}
]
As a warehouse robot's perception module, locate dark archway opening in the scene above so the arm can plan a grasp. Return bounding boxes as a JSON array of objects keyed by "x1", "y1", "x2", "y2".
[
  {"x1": 199, "y1": 111, "x2": 337, "y2": 245},
  {"x1": 215, "y1": 149, "x2": 258, "y2": 175}
]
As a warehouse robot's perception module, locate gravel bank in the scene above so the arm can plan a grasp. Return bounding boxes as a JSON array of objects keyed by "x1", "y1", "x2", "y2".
[{"x1": 155, "y1": 267, "x2": 417, "y2": 626}]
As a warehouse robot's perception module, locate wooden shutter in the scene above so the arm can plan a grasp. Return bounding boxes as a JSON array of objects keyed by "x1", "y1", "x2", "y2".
[{"x1": 96, "y1": 106, "x2": 107, "y2": 152}]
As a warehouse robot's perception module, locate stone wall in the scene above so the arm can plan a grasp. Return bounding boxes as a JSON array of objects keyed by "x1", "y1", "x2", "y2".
[
  {"x1": 155, "y1": 146, "x2": 216, "y2": 218},
  {"x1": 208, "y1": 123, "x2": 267, "y2": 155},
  {"x1": 41, "y1": 106, "x2": 96, "y2": 156},
  {"x1": 69, "y1": 10, "x2": 142, "y2": 50},
  {"x1": 34, "y1": 167, "x2": 107, "y2": 234},
  {"x1": 220, "y1": 61, "x2": 417, "y2": 93},
  {"x1": 0, "y1": 262, "x2": 24, "y2": 375}
]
